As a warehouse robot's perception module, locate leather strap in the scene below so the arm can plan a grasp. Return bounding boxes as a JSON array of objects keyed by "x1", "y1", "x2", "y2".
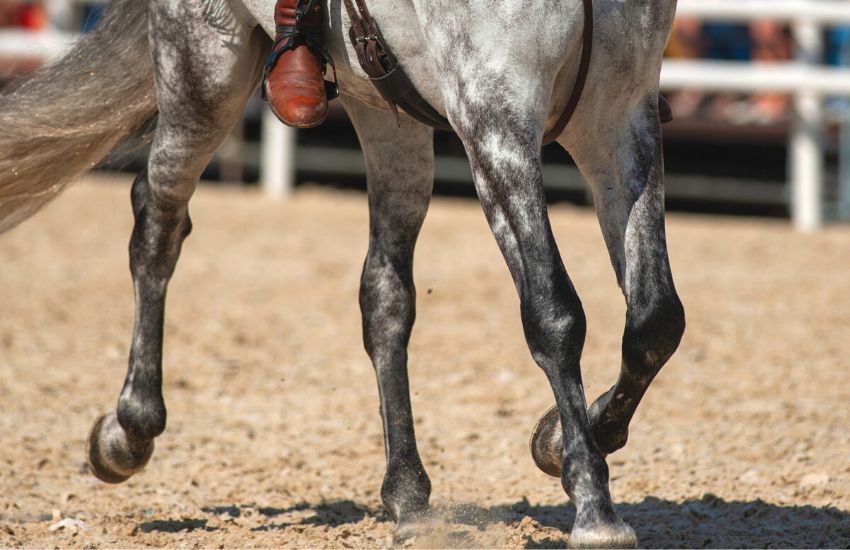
[
  {"x1": 344, "y1": 0, "x2": 388, "y2": 80},
  {"x1": 344, "y1": 0, "x2": 449, "y2": 127},
  {"x1": 541, "y1": 0, "x2": 593, "y2": 145}
]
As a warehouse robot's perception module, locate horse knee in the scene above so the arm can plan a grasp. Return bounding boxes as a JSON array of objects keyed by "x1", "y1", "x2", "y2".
[
  {"x1": 128, "y1": 173, "x2": 192, "y2": 280},
  {"x1": 622, "y1": 293, "x2": 685, "y2": 379}
]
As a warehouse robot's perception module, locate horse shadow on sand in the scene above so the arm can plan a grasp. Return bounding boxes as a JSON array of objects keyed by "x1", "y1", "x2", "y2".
[
  {"x1": 139, "y1": 501, "x2": 376, "y2": 536},
  {"x1": 167, "y1": 494, "x2": 850, "y2": 548},
  {"x1": 511, "y1": 495, "x2": 850, "y2": 548}
]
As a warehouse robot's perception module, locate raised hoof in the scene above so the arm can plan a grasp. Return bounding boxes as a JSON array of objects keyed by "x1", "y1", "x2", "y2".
[
  {"x1": 569, "y1": 520, "x2": 638, "y2": 549},
  {"x1": 529, "y1": 404, "x2": 563, "y2": 478},
  {"x1": 87, "y1": 413, "x2": 154, "y2": 484},
  {"x1": 587, "y1": 389, "x2": 630, "y2": 455}
]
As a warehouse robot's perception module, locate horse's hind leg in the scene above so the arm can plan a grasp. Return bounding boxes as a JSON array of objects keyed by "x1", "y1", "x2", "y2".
[
  {"x1": 343, "y1": 97, "x2": 434, "y2": 526},
  {"x1": 531, "y1": 95, "x2": 686, "y2": 472},
  {"x1": 445, "y1": 91, "x2": 636, "y2": 548},
  {"x1": 87, "y1": 1, "x2": 264, "y2": 483},
  {"x1": 581, "y1": 96, "x2": 685, "y2": 453}
]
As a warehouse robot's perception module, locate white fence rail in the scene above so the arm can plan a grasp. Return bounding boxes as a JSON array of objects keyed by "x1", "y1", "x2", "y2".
[
  {"x1": 0, "y1": 28, "x2": 76, "y2": 60},
  {"x1": 669, "y1": 0, "x2": 850, "y2": 230},
  {"x1": 676, "y1": 0, "x2": 850, "y2": 24}
]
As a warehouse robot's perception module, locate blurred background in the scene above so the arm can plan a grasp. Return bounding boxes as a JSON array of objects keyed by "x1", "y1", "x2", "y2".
[{"x1": 2, "y1": 0, "x2": 850, "y2": 231}]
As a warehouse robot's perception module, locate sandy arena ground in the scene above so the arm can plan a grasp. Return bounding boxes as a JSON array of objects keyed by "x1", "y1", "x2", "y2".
[{"x1": 0, "y1": 176, "x2": 848, "y2": 548}]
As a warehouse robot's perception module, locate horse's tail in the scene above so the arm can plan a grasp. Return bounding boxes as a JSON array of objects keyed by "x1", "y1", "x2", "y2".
[{"x1": 0, "y1": 0, "x2": 156, "y2": 234}]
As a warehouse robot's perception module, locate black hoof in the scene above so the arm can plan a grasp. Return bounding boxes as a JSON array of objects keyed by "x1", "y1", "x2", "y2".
[
  {"x1": 87, "y1": 413, "x2": 154, "y2": 484},
  {"x1": 529, "y1": 404, "x2": 563, "y2": 477}
]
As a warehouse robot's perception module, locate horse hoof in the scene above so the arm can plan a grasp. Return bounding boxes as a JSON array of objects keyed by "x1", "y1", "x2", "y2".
[
  {"x1": 393, "y1": 515, "x2": 428, "y2": 543},
  {"x1": 569, "y1": 520, "x2": 638, "y2": 549},
  {"x1": 529, "y1": 404, "x2": 563, "y2": 478},
  {"x1": 87, "y1": 412, "x2": 154, "y2": 483},
  {"x1": 587, "y1": 390, "x2": 630, "y2": 455},
  {"x1": 383, "y1": 497, "x2": 431, "y2": 528}
]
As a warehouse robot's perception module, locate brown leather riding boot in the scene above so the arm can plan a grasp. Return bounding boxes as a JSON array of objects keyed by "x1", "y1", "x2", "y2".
[{"x1": 263, "y1": 0, "x2": 329, "y2": 128}]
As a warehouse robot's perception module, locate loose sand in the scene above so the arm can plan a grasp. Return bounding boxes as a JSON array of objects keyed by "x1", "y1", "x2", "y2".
[{"x1": 0, "y1": 177, "x2": 848, "y2": 548}]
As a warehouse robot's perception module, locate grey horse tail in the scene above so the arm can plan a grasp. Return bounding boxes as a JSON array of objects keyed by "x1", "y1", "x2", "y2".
[{"x1": 0, "y1": 0, "x2": 156, "y2": 234}]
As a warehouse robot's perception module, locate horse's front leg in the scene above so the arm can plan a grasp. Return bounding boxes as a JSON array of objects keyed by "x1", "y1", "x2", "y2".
[
  {"x1": 87, "y1": 0, "x2": 264, "y2": 482},
  {"x1": 344, "y1": 97, "x2": 435, "y2": 526},
  {"x1": 87, "y1": 168, "x2": 191, "y2": 482},
  {"x1": 531, "y1": 95, "x2": 686, "y2": 470}
]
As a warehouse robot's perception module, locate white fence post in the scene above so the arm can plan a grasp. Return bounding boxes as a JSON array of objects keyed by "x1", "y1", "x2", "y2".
[
  {"x1": 670, "y1": 0, "x2": 850, "y2": 230},
  {"x1": 841, "y1": 109, "x2": 850, "y2": 220},
  {"x1": 791, "y1": 91, "x2": 824, "y2": 231},
  {"x1": 260, "y1": 108, "x2": 296, "y2": 198},
  {"x1": 790, "y1": 18, "x2": 824, "y2": 231}
]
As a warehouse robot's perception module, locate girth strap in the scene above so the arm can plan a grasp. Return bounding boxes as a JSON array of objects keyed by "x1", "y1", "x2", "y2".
[{"x1": 542, "y1": 0, "x2": 593, "y2": 145}]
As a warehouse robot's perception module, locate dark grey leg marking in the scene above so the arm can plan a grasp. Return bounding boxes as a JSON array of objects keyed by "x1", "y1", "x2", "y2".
[
  {"x1": 87, "y1": 169, "x2": 192, "y2": 483},
  {"x1": 87, "y1": 0, "x2": 265, "y2": 483},
  {"x1": 584, "y1": 96, "x2": 685, "y2": 454},
  {"x1": 449, "y1": 89, "x2": 636, "y2": 547},
  {"x1": 344, "y1": 97, "x2": 434, "y2": 525},
  {"x1": 531, "y1": 96, "x2": 685, "y2": 484}
]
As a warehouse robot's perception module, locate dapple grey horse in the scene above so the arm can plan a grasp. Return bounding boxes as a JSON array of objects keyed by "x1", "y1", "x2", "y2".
[{"x1": 0, "y1": 0, "x2": 684, "y2": 546}]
